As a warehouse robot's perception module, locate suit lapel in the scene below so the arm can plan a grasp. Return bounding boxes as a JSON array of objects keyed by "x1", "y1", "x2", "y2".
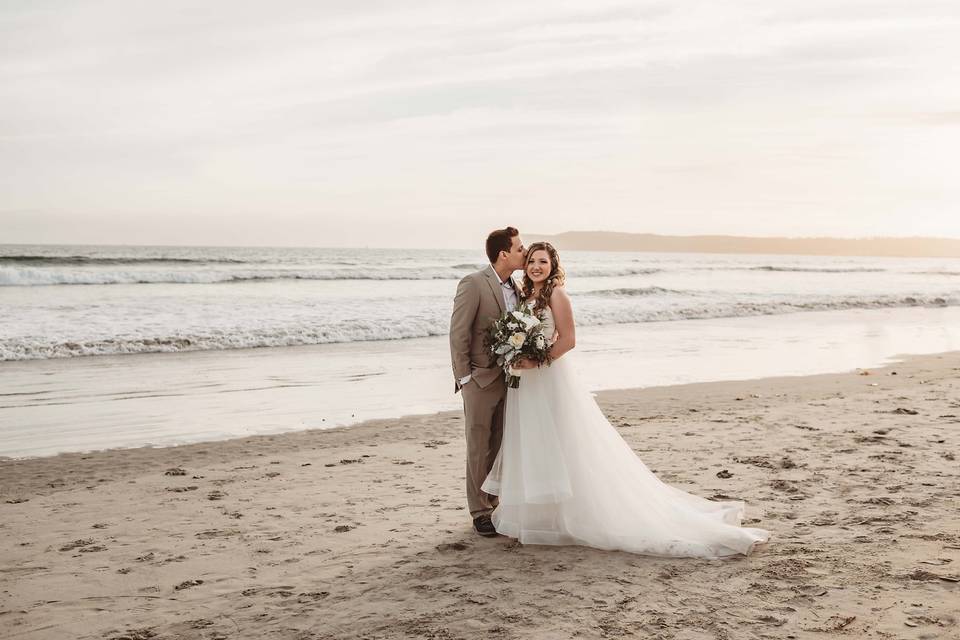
[{"x1": 485, "y1": 266, "x2": 506, "y2": 315}]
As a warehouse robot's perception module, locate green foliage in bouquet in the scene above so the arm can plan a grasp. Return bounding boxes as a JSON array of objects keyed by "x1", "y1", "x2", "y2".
[{"x1": 484, "y1": 302, "x2": 553, "y2": 388}]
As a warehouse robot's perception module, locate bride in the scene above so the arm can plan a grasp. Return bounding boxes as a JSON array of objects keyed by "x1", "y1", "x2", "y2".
[{"x1": 481, "y1": 242, "x2": 771, "y2": 558}]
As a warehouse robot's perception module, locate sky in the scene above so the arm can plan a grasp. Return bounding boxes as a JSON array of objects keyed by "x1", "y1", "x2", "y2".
[{"x1": 1, "y1": 1, "x2": 959, "y2": 248}]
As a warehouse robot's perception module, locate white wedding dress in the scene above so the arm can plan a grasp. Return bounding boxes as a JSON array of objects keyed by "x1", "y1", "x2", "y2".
[{"x1": 482, "y1": 303, "x2": 770, "y2": 558}]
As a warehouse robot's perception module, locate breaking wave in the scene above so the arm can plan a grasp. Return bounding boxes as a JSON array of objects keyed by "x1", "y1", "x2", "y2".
[{"x1": 3, "y1": 293, "x2": 954, "y2": 361}]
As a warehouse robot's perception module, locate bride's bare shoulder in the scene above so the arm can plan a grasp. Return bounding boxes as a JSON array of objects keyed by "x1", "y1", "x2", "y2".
[
  {"x1": 548, "y1": 285, "x2": 572, "y2": 311},
  {"x1": 550, "y1": 284, "x2": 570, "y2": 301}
]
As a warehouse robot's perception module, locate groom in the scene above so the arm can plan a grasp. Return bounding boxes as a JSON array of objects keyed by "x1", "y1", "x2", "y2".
[{"x1": 449, "y1": 226, "x2": 526, "y2": 536}]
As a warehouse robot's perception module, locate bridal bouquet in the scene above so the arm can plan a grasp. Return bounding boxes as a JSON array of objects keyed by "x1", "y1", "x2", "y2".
[{"x1": 485, "y1": 302, "x2": 552, "y2": 388}]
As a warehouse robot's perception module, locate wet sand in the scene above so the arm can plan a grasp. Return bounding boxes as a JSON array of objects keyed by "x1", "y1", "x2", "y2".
[
  {"x1": 2, "y1": 352, "x2": 958, "y2": 639},
  {"x1": 4, "y1": 305, "x2": 959, "y2": 459}
]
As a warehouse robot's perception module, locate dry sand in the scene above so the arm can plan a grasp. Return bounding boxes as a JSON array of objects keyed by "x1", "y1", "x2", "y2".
[{"x1": 2, "y1": 352, "x2": 958, "y2": 639}]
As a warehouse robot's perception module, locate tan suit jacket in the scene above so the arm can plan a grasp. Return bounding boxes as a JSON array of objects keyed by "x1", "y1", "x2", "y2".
[{"x1": 449, "y1": 265, "x2": 520, "y2": 392}]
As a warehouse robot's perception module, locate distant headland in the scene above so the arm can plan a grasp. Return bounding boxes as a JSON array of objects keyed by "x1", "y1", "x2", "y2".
[{"x1": 527, "y1": 231, "x2": 960, "y2": 258}]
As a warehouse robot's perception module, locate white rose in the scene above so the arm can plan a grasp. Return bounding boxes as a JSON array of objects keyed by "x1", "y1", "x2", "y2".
[
  {"x1": 535, "y1": 334, "x2": 546, "y2": 349},
  {"x1": 508, "y1": 332, "x2": 526, "y2": 349}
]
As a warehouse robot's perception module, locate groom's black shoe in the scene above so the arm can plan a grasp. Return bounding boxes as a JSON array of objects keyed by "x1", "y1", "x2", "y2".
[{"x1": 473, "y1": 514, "x2": 497, "y2": 537}]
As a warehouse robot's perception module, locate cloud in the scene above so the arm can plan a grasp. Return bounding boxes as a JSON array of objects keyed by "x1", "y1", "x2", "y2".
[{"x1": 1, "y1": 0, "x2": 959, "y2": 244}]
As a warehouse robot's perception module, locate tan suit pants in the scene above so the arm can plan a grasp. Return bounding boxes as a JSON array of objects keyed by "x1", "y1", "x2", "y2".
[{"x1": 460, "y1": 374, "x2": 506, "y2": 517}]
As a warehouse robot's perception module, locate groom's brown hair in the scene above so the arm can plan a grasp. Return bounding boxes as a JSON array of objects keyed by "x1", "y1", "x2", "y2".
[{"x1": 485, "y1": 227, "x2": 519, "y2": 264}]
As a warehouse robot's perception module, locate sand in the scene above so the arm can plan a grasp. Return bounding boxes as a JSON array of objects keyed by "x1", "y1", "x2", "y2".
[{"x1": 1, "y1": 352, "x2": 958, "y2": 639}]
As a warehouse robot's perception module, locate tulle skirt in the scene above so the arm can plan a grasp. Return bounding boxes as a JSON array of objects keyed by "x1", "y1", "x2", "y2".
[{"x1": 481, "y1": 356, "x2": 771, "y2": 559}]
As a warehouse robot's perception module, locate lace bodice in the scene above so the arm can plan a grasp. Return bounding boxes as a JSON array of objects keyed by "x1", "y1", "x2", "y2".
[{"x1": 527, "y1": 300, "x2": 556, "y2": 343}]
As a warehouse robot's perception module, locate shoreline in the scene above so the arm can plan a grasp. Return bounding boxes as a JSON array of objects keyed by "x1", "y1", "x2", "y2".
[
  {"x1": 0, "y1": 348, "x2": 956, "y2": 473},
  {"x1": 0, "y1": 344, "x2": 948, "y2": 469},
  {"x1": 4, "y1": 305, "x2": 960, "y2": 459},
  {"x1": 2, "y1": 352, "x2": 959, "y2": 637}
]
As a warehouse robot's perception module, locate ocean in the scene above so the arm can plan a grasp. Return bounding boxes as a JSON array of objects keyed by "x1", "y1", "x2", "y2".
[
  {"x1": 2, "y1": 244, "x2": 959, "y2": 458},
  {"x1": 2, "y1": 244, "x2": 958, "y2": 361}
]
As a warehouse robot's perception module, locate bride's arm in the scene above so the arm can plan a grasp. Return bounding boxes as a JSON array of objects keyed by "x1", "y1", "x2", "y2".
[{"x1": 547, "y1": 286, "x2": 575, "y2": 361}]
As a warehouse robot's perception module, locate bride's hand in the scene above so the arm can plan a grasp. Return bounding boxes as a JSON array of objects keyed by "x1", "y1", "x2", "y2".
[{"x1": 512, "y1": 357, "x2": 537, "y2": 370}]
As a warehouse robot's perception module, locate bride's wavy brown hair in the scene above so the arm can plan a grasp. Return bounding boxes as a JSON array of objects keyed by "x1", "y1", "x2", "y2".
[{"x1": 522, "y1": 242, "x2": 565, "y2": 312}]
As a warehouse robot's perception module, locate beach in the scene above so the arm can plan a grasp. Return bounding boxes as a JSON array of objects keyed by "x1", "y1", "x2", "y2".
[
  {"x1": 6, "y1": 1, "x2": 960, "y2": 636},
  {"x1": 3, "y1": 351, "x2": 958, "y2": 639}
]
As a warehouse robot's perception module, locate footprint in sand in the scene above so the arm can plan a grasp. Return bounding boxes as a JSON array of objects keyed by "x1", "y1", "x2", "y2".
[
  {"x1": 803, "y1": 615, "x2": 856, "y2": 632},
  {"x1": 59, "y1": 538, "x2": 96, "y2": 552},
  {"x1": 792, "y1": 584, "x2": 828, "y2": 597},
  {"x1": 297, "y1": 591, "x2": 329, "y2": 603},
  {"x1": 195, "y1": 529, "x2": 240, "y2": 539},
  {"x1": 241, "y1": 586, "x2": 295, "y2": 597},
  {"x1": 760, "y1": 558, "x2": 813, "y2": 580},
  {"x1": 187, "y1": 619, "x2": 215, "y2": 629},
  {"x1": 159, "y1": 554, "x2": 188, "y2": 564},
  {"x1": 105, "y1": 627, "x2": 157, "y2": 640}
]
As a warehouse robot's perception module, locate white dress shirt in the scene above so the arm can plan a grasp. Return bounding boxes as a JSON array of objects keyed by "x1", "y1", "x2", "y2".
[{"x1": 499, "y1": 272, "x2": 518, "y2": 312}]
